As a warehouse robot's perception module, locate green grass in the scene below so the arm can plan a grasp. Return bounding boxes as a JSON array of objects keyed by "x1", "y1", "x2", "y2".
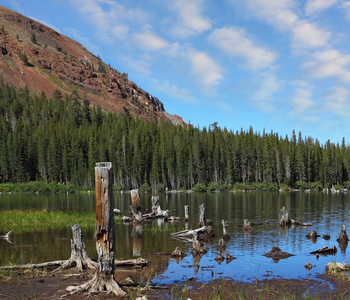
[{"x1": 0, "y1": 210, "x2": 96, "y2": 232}]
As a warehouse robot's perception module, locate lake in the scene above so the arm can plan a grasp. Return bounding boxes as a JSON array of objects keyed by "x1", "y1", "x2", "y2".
[{"x1": 0, "y1": 191, "x2": 349, "y2": 288}]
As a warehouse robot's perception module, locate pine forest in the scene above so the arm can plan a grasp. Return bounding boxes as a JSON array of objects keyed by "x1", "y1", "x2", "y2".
[{"x1": 1, "y1": 81, "x2": 350, "y2": 192}]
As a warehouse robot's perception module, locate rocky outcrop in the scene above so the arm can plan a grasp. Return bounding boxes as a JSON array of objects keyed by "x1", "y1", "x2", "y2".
[{"x1": 0, "y1": 5, "x2": 186, "y2": 126}]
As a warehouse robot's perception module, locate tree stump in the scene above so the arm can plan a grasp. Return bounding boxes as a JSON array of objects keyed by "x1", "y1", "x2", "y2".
[
  {"x1": 130, "y1": 189, "x2": 143, "y2": 222},
  {"x1": 54, "y1": 224, "x2": 97, "y2": 272},
  {"x1": 151, "y1": 196, "x2": 160, "y2": 214},
  {"x1": 197, "y1": 203, "x2": 206, "y2": 227},
  {"x1": 67, "y1": 162, "x2": 125, "y2": 297},
  {"x1": 184, "y1": 205, "x2": 191, "y2": 222},
  {"x1": 279, "y1": 206, "x2": 291, "y2": 226}
]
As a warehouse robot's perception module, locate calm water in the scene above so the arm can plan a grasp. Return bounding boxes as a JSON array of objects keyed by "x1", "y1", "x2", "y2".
[{"x1": 0, "y1": 191, "x2": 349, "y2": 287}]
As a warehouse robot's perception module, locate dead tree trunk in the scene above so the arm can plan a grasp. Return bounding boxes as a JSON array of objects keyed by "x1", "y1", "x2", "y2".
[
  {"x1": 197, "y1": 203, "x2": 206, "y2": 227},
  {"x1": 152, "y1": 196, "x2": 160, "y2": 214},
  {"x1": 130, "y1": 189, "x2": 143, "y2": 222},
  {"x1": 54, "y1": 224, "x2": 97, "y2": 272},
  {"x1": 279, "y1": 206, "x2": 291, "y2": 226},
  {"x1": 67, "y1": 162, "x2": 126, "y2": 297},
  {"x1": 184, "y1": 205, "x2": 190, "y2": 222}
]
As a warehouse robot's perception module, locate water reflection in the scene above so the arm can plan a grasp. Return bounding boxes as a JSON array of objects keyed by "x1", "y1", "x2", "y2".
[{"x1": 1, "y1": 191, "x2": 350, "y2": 284}]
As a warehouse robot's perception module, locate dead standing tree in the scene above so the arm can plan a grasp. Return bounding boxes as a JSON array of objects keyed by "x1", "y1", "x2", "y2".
[
  {"x1": 54, "y1": 224, "x2": 97, "y2": 272},
  {"x1": 67, "y1": 162, "x2": 126, "y2": 297}
]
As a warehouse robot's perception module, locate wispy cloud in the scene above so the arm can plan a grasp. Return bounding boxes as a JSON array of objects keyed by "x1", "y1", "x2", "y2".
[
  {"x1": 291, "y1": 21, "x2": 330, "y2": 49},
  {"x1": 305, "y1": 0, "x2": 338, "y2": 16},
  {"x1": 151, "y1": 79, "x2": 198, "y2": 104},
  {"x1": 208, "y1": 27, "x2": 277, "y2": 71},
  {"x1": 291, "y1": 88, "x2": 316, "y2": 114},
  {"x1": 186, "y1": 48, "x2": 223, "y2": 90},
  {"x1": 169, "y1": 0, "x2": 212, "y2": 38},
  {"x1": 302, "y1": 50, "x2": 350, "y2": 82}
]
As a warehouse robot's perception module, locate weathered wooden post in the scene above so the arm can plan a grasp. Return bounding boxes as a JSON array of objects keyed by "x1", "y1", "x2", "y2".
[{"x1": 67, "y1": 162, "x2": 126, "y2": 296}]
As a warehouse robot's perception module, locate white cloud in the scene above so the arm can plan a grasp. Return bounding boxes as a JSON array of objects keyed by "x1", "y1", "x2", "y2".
[
  {"x1": 133, "y1": 27, "x2": 170, "y2": 51},
  {"x1": 232, "y1": 0, "x2": 298, "y2": 30},
  {"x1": 292, "y1": 88, "x2": 316, "y2": 114},
  {"x1": 170, "y1": 0, "x2": 212, "y2": 38},
  {"x1": 252, "y1": 72, "x2": 283, "y2": 102},
  {"x1": 291, "y1": 22, "x2": 330, "y2": 49},
  {"x1": 152, "y1": 79, "x2": 198, "y2": 104},
  {"x1": 305, "y1": 0, "x2": 338, "y2": 16},
  {"x1": 322, "y1": 86, "x2": 348, "y2": 99},
  {"x1": 303, "y1": 50, "x2": 350, "y2": 82},
  {"x1": 342, "y1": 1, "x2": 350, "y2": 21},
  {"x1": 186, "y1": 48, "x2": 223, "y2": 89},
  {"x1": 208, "y1": 27, "x2": 277, "y2": 71}
]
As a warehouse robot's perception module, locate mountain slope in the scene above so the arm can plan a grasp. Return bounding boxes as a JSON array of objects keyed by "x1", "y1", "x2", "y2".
[{"x1": 0, "y1": 5, "x2": 185, "y2": 125}]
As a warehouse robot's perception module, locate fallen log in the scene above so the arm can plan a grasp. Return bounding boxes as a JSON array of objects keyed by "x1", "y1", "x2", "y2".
[
  {"x1": 0, "y1": 260, "x2": 66, "y2": 270},
  {"x1": 171, "y1": 226, "x2": 208, "y2": 239},
  {"x1": 0, "y1": 258, "x2": 148, "y2": 271},
  {"x1": 114, "y1": 258, "x2": 148, "y2": 268},
  {"x1": 310, "y1": 246, "x2": 337, "y2": 255}
]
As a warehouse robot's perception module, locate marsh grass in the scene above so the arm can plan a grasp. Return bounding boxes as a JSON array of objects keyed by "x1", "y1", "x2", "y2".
[{"x1": 0, "y1": 210, "x2": 117, "y2": 232}]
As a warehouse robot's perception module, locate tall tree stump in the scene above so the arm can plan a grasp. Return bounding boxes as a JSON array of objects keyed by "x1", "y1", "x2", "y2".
[{"x1": 67, "y1": 162, "x2": 125, "y2": 297}]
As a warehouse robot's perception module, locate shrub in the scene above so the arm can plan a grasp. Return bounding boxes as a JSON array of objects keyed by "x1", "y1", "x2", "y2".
[
  {"x1": 207, "y1": 182, "x2": 217, "y2": 192},
  {"x1": 191, "y1": 183, "x2": 207, "y2": 192},
  {"x1": 139, "y1": 183, "x2": 151, "y2": 192},
  {"x1": 310, "y1": 182, "x2": 323, "y2": 191}
]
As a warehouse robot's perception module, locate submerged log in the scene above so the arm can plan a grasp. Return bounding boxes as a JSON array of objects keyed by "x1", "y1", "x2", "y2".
[
  {"x1": 306, "y1": 230, "x2": 320, "y2": 243},
  {"x1": 263, "y1": 245, "x2": 294, "y2": 261},
  {"x1": 54, "y1": 224, "x2": 97, "y2": 272},
  {"x1": 171, "y1": 247, "x2": 186, "y2": 258},
  {"x1": 226, "y1": 253, "x2": 235, "y2": 264},
  {"x1": 67, "y1": 162, "x2": 125, "y2": 297},
  {"x1": 310, "y1": 245, "x2": 337, "y2": 255}
]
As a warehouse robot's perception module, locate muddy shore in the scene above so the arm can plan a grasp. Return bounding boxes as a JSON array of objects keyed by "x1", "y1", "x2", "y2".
[{"x1": 1, "y1": 264, "x2": 349, "y2": 299}]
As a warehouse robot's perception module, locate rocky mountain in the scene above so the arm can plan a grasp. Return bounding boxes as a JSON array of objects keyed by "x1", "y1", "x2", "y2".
[{"x1": 0, "y1": 5, "x2": 185, "y2": 125}]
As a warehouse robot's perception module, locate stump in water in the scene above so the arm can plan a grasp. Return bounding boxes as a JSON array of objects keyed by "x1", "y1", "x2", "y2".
[
  {"x1": 243, "y1": 219, "x2": 252, "y2": 231},
  {"x1": 184, "y1": 205, "x2": 191, "y2": 222},
  {"x1": 197, "y1": 203, "x2": 206, "y2": 227},
  {"x1": 152, "y1": 196, "x2": 160, "y2": 214},
  {"x1": 279, "y1": 206, "x2": 291, "y2": 226},
  {"x1": 67, "y1": 162, "x2": 125, "y2": 297},
  {"x1": 130, "y1": 189, "x2": 143, "y2": 222},
  {"x1": 54, "y1": 224, "x2": 97, "y2": 272}
]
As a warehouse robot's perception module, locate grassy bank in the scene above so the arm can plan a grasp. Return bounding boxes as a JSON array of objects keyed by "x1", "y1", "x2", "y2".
[
  {"x1": 0, "y1": 181, "x2": 92, "y2": 194},
  {"x1": 0, "y1": 210, "x2": 100, "y2": 232}
]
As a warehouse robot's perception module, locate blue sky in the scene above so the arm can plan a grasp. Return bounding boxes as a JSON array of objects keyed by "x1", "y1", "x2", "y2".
[{"x1": 3, "y1": 0, "x2": 350, "y2": 145}]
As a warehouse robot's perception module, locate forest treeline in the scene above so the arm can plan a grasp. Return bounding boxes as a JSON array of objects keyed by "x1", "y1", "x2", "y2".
[{"x1": 1, "y1": 82, "x2": 350, "y2": 192}]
